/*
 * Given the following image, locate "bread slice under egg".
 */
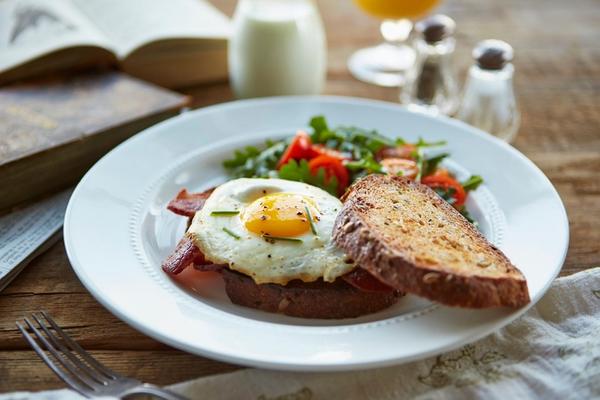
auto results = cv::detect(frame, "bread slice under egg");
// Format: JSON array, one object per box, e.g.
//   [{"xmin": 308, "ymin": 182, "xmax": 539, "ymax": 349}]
[
  {"xmin": 221, "ymin": 268, "xmax": 400, "ymax": 319},
  {"xmin": 333, "ymin": 174, "xmax": 530, "ymax": 308}
]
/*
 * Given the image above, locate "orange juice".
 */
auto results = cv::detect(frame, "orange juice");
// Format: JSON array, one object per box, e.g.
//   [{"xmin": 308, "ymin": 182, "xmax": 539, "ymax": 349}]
[{"xmin": 354, "ymin": 0, "xmax": 440, "ymax": 19}]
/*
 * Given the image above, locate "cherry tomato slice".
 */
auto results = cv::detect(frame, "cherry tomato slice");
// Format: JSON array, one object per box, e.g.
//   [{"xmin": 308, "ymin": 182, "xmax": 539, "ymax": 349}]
[
  {"xmin": 430, "ymin": 168, "xmax": 450, "ymax": 178},
  {"xmin": 342, "ymin": 268, "xmax": 395, "ymax": 292},
  {"xmin": 277, "ymin": 130, "xmax": 313, "ymax": 169},
  {"xmin": 376, "ymin": 143, "xmax": 417, "ymax": 161},
  {"xmin": 421, "ymin": 174, "xmax": 467, "ymax": 208},
  {"xmin": 380, "ymin": 158, "xmax": 419, "ymax": 180},
  {"xmin": 308, "ymin": 155, "xmax": 350, "ymax": 195}
]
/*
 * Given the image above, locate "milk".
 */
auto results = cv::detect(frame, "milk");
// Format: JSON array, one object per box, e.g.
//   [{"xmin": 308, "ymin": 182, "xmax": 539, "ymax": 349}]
[{"xmin": 229, "ymin": 0, "xmax": 327, "ymax": 98}]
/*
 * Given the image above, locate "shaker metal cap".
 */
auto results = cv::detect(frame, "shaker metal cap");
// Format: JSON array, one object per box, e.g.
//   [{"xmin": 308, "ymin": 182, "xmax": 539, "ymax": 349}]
[
  {"xmin": 473, "ymin": 39, "xmax": 514, "ymax": 70},
  {"xmin": 414, "ymin": 14, "xmax": 456, "ymax": 43}
]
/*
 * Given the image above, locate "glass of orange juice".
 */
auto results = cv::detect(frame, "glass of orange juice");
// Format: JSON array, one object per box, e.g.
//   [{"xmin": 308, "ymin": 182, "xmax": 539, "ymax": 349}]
[{"xmin": 349, "ymin": 0, "xmax": 440, "ymax": 87}]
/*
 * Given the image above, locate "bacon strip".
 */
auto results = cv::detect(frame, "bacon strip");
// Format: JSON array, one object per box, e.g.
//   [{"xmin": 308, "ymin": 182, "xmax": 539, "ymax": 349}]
[
  {"xmin": 162, "ymin": 234, "xmax": 227, "ymax": 275},
  {"xmin": 163, "ymin": 188, "xmax": 224, "ymax": 275},
  {"xmin": 342, "ymin": 268, "xmax": 395, "ymax": 292},
  {"xmin": 167, "ymin": 188, "xmax": 214, "ymax": 217},
  {"xmin": 162, "ymin": 235, "xmax": 201, "ymax": 275}
]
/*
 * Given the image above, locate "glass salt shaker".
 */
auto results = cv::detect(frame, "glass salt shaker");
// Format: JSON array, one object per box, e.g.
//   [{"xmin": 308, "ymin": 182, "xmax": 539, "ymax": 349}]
[
  {"xmin": 456, "ymin": 40, "xmax": 520, "ymax": 142},
  {"xmin": 400, "ymin": 14, "xmax": 459, "ymax": 116}
]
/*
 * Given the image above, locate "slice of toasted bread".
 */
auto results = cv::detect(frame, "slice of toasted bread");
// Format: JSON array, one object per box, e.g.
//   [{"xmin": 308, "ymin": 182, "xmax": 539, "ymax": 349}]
[
  {"xmin": 333, "ymin": 174, "xmax": 530, "ymax": 308},
  {"xmin": 221, "ymin": 268, "xmax": 401, "ymax": 319}
]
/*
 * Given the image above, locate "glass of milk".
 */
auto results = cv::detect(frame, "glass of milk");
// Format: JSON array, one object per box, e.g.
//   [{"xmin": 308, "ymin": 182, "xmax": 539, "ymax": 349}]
[{"xmin": 228, "ymin": 0, "xmax": 327, "ymax": 98}]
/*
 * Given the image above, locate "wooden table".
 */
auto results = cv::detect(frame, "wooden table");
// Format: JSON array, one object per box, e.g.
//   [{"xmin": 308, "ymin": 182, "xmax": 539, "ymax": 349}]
[{"xmin": 1, "ymin": 0, "xmax": 599, "ymax": 391}]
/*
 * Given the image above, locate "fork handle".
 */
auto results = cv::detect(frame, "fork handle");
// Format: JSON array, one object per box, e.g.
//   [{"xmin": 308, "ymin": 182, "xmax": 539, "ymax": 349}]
[{"xmin": 123, "ymin": 383, "xmax": 189, "ymax": 400}]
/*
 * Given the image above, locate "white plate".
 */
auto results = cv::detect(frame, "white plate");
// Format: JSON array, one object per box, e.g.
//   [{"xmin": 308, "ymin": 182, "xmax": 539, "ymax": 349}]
[{"xmin": 64, "ymin": 96, "xmax": 568, "ymax": 371}]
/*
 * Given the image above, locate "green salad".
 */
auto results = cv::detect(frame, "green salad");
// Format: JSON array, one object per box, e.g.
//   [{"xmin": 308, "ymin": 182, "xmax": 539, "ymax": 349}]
[{"xmin": 224, "ymin": 116, "xmax": 483, "ymax": 222}]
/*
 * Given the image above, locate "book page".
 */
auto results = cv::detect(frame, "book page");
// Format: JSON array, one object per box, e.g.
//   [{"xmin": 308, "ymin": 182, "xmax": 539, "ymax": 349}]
[
  {"xmin": 71, "ymin": 0, "xmax": 231, "ymax": 59},
  {"xmin": 0, "ymin": 0, "xmax": 113, "ymax": 73}
]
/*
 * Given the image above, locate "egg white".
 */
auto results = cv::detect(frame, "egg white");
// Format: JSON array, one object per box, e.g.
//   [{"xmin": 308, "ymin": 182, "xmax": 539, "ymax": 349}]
[{"xmin": 188, "ymin": 178, "xmax": 355, "ymax": 285}]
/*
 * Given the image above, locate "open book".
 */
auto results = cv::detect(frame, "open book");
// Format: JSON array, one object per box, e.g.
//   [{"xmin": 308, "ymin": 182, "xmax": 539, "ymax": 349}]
[{"xmin": 0, "ymin": 0, "xmax": 230, "ymax": 88}]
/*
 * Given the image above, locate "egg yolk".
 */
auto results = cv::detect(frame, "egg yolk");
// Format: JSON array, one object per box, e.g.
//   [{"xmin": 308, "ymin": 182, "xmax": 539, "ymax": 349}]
[{"xmin": 243, "ymin": 192, "xmax": 318, "ymax": 237}]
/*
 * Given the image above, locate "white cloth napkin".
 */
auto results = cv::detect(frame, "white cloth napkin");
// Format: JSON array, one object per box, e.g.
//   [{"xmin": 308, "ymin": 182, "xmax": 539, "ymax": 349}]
[{"xmin": 3, "ymin": 268, "xmax": 600, "ymax": 399}]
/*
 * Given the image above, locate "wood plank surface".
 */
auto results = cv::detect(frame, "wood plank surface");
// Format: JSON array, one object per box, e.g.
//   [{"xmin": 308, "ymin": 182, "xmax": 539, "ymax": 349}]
[{"xmin": 1, "ymin": 0, "xmax": 599, "ymax": 392}]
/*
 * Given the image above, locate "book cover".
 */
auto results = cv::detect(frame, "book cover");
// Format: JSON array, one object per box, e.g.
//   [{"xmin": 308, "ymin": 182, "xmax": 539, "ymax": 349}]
[{"xmin": 0, "ymin": 70, "xmax": 189, "ymax": 210}]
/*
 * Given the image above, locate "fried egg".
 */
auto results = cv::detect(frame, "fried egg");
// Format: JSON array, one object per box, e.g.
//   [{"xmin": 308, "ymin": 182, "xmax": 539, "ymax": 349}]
[{"xmin": 188, "ymin": 178, "xmax": 355, "ymax": 285}]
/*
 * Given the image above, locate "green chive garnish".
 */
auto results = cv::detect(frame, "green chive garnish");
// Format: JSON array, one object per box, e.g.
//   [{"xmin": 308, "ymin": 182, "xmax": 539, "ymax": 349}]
[
  {"xmin": 304, "ymin": 206, "xmax": 318, "ymax": 236},
  {"xmin": 262, "ymin": 235, "xmax": 303, "ymax": 243},
  {"xmin": 211, "ymin": 210, "xmax": 240, "ymax": 216},
  {"xmin": 222, "ymin": 227, "xmax": 241, "ymax": 240}
]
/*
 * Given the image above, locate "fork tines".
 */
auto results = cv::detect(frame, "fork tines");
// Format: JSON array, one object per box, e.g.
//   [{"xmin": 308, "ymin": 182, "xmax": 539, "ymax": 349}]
[{"xmin": 16, "ymin": 311, "xmax": 123, "ymax": 394}]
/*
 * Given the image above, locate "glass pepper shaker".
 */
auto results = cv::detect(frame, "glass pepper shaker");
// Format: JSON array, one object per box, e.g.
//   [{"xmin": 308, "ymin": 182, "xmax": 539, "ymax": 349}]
[
  {"xmin": 400, "ymin": 14, "xmax": 459, "ymax": 116},
  {"xmin": 456, "ymin": 40, "xmax": 520, "ymax": 142}
]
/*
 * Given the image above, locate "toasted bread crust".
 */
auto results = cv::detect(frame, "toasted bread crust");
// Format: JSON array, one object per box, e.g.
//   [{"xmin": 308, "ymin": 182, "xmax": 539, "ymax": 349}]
[
  {"xmin": 222, "ymin": 268, "xmax": 401, "ymax": 319},
  {"xmin": 333, "ymin": 174, "xmax": 530, "ymax": 308}
]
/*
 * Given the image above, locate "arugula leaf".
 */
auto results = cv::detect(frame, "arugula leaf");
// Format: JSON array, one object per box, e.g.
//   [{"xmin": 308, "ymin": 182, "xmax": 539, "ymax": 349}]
[
  {"xmin": 345, "ymin": 155, "xmax": 384, "ymax": 174},
  {"xmin": 458, "ymin": 206, "xmax": 478, "ymax": 227},
  {"xmin": 344, "ymin": 126, "xmax": 395, "ymax": 152},
  {"xmin": 310, "ymin": 117, "xmax": 396, "ymax": 151},
  {"xmin": 462, "ymin": 175, "xmax": 484, "ymax": 192},
  {"xmin": 414, "ymin": 137, "xmax": 447, "ymax": 148},
  {"xmin": 278, "ymin": 159, "xmax": 339, "ymax": 196},
  {"xmin": 412, "ymin": 138, "xmax": 447, "ymax": 181},
  {"xmin": 223, "ymin": 141, "xmax": 286, "ymax": 178},
  {"xmin": 309, "ymin": 115, "xmax": 329, "ymax": 142},
  {"xmin": 432, "ymin": 186, "xmax": 480, "ymax": 228},
  {"xmin": 223, "ymin": 146, "xmax": 261, "ymax": 168},
  {"xmin": 421, "ymin": 153, "xmax": 449, "ymax": 177},
  {"xmin": 433, "ymin": 186, "xmax": 457, "ymax": 205}
]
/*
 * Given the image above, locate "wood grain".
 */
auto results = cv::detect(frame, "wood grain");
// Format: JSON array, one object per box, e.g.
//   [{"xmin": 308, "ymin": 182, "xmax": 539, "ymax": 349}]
[
  {"xmin": 1, "ymin": 0, "xmax": 599, "ymax": 392},
  {"xmin": 0, "ymin": 351, "xmax": 239, "ymax": 390}
]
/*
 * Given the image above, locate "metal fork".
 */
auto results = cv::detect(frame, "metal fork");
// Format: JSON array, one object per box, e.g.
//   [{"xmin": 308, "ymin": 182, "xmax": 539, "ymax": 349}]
[{"xmin": 17, "ymin": 311, "xmax": 188, "ymax": 399}]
